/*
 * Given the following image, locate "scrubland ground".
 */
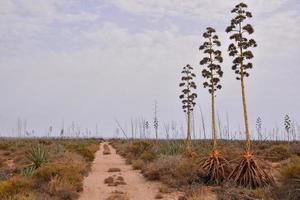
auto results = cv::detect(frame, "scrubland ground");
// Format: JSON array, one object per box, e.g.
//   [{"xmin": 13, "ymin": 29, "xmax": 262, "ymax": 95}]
[
  {"xmin": 0, "ymin": 139, "xmax": 101, "ymax": 200},
  {"xmin": 0, "ymin": 138, "xmax": 299, "ymax": 200},
  {"xmin": 111, "ymin": 139, "xmax": 300, "ymax": 200}
]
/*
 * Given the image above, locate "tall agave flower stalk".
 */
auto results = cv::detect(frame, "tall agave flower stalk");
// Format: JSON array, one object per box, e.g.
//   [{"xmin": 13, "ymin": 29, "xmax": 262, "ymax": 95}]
[
  {"xmin": 226, "ymin": 2, "xmax": 274, "ymax": 188},
  {"xmin": 179, "ymin": 64, "xmax": 197, "ymax": 149},
  {"xmin": 199, "ymin": 27, "xmax": 231, "ymax": 184}
]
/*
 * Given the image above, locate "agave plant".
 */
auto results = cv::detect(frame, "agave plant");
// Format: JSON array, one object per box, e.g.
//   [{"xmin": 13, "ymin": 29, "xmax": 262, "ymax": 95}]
[
  {"xmin": 199, "ymin": 27, "xmax": 231, "ymax": 184},
  {"xmin": 226, "ymin": 2, "xmax": 274, "ymax": 188},
  {"xmin": 26, "ymin": 143, "xmax": 48, "ymax": 169},
  {"xmin": 22, "ymin": 165, "xmax": 36, "ymax": 176},
  {"xmin": 179, "ymin": 64, "xmax": 197, "ymax": 143}
]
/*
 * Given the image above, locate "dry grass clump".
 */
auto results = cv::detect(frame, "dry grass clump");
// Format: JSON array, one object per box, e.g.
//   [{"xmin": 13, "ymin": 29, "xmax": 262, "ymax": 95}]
[
  {"xmin": 185, "ymin": 186, "xmax": 216, "ymax": 200},
  {"xmin": 143, "ymin": 155, "xmax": 205, "ymax": 187},
  {"xmin": 229, "ymin": 151, "xmax": 275, "ymax": 189},
  {"xmin": 0, "ymin": 175, "xmax": 33, "ymax": 199},
  {"xmin": 65, "ymin": 140, "xmax": 100, "ymax": 161},
  {"xmin": 276, "ymin": 155, "xmax": 300, "ymax": 200},
  {"xmin": 104, "ymin": 176, "xmax": 126, "ymax": 186},
  {"xmin": 106, "ymin": 190, "xmax": 129, "ymax": 200},
  {"xmin": 108, "ymin": 168, "xmax": 121, "ymax": 172},
  {"xmin": 215, "ymin": 186, "xmax": 274, "ymax": 200},
  {"xmin": 113, "ymin": 140, "xmax": 157, "ymax": 164},
  {"xmin": 103, "ymin": 144, "xmax": 111, "ymax": 155},
  {"xmin": 33, "ymin": 161, "xmax": 85, "ymax": 198},
  {"xmin": 200, "ymin": 149, "xmax": 231, "ymax": 185},
  {"xmin": 262, "ymin": 144, "xmax": 292, "ymax": 162},
  {"xmin": 48, "ymin": 174, "xmax": 78, "ymax": 199},
  {"xmin": 127, "ymin": 141, "xmax": 156, "ymax": 162}
]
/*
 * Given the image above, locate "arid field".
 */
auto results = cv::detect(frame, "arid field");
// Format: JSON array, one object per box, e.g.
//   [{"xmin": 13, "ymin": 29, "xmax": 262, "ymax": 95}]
[{"xmin": 0, "ymin": 139, "xmax": 299, "ymax": 200}]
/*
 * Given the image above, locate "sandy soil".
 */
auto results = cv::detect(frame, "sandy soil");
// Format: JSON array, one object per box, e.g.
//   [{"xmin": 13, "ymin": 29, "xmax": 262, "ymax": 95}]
[{"xmin": 79, "ymin": 142, "xmax": 182, "ymax": 200}]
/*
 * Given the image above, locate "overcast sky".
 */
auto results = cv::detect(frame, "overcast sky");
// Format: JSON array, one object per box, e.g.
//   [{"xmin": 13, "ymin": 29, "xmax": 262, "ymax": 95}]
[{"xmin": 0, "ymin": 0, "xmax": 299, "ymax": 138}]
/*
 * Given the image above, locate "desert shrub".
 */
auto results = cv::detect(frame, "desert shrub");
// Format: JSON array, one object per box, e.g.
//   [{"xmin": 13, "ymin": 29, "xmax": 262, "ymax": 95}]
[
  {"xmin": 277, "ymin": 156, "xmax": 300, "ymax": 200},
  {"xmin": 291, "ymin": 143, "xmax": 300, "ymax": 156},
  {"xmin": 0, "ymin": 175, "xmax": 33, "ymax": 199},
  {"xmin": 143, "ymin": 155, "xmax": 205, "ymax": 188},
  {"xmin": 114, "ymin": 140, "xmax": 157, "ymax": 163},
  {"xmin": 66, "ymin": 141, "xmax": 99, "ymax": 162},
  {"xmin": 125, "ymin": 153, "xmax": 134, "ymax": 164},
  {"xmin": 140, "ymin": 150, "xmax": 156, "ymax": 162},
  {"xmin": 263, "ymin": 144, "xmax": 292, "ymax": 162},
  {"xmin": 215, "ymin": 186, "xmax": 274, "ymax": 200},
  {"xmin": 6, "ymin": 192, "xmax": 35, "ymax": 200},
  {"xmin": 0, "ymin": 142, "xmax": 11, "ymax": 150},
  {"xmin": 48, "ymin": 175, "xmax": 78, "ymax": 199},
  {"xmin": 127, "ymin": 140, "xmax": 153, "ymax": 158},
  {"xmin": 132, "ymin": 159, "xmax": 144, "ymax": 170},
  {"xmin": 158, "ymin": 140, "xmax": 184, "ymax": 155},
  {"xmin": 51, "ymin": 144, "xmax": 66, "ymax": 155},
  {"xmin": 184, "ymin": 186, "xmax": 217, "ymax": 200},
  {"xmin": 34, "ymin": 160, "xmax": 86, "ymax": 195}
]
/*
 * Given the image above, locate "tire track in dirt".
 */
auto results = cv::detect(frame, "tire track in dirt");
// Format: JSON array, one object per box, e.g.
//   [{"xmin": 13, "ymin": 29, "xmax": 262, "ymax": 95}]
[{"xmin": 79, "ymin": 142, "xmax": 182, "ymax": 200}]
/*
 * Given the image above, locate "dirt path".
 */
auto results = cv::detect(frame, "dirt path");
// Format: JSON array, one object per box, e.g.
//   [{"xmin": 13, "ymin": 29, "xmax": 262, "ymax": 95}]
[{"xmin": 79, "ymin": 142, "xmax": 182, "ymax": 200}]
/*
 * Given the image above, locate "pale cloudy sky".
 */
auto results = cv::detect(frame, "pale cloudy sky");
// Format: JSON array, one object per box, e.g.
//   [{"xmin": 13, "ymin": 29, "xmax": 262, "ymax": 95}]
[{"xmin": 0, "ymin": 0, "xmax": 299, "ymax": 138}]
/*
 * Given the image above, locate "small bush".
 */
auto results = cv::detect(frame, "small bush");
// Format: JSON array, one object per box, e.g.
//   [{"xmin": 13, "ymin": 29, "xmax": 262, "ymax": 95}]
[
  {"xmin": 277, "ymin": 156, "xmax": 300, "ymax": 200},
  {"xmin": 263, "ymin": 144, "xmax": 292, "ymax": 162},
  {"xmin": 34, "ymin": 161, "xmax": 85, "ymax": 194},
  {"xmin": 132, "ymin": 159, "xmax": 144, "ymax": 170},
  {"xmin": 0, "ymin": 142, "xmax": 11, "ymax": 150},
  {"xmin": 159, "ymin": 140, "xmax": 184, "ymax": 155},
  {"xmin": 66, "ymin": 141, "xmax": 99, "ymax": 162},
  {"xmin": 0, "ymin": 176, "xmax": 33, "ymax": 199},
  {"xmin": 140, "ymin": 150, "xmax": 156, "ymax": 162},
  {"xmin": 48, "ymin": 175, "xmax": 78, "ymax": 199},
  {"xmin": 143, "ymin": 155, "xmax": 205, "ymax": 188},
  {"xmin": 127, "ymin": 141, "xmax": 153, "ymax": 159}
]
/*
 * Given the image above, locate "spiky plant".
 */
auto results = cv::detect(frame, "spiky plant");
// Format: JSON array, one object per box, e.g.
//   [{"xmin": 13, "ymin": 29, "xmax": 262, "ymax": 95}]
[
  {"xmin": 226, "ymin": 2, "xmax": 274, "ymax": 188},
  {"xmin": 199, "ymin": 27, "xmax": 230, "ymax": 184},
  {"xmin": 26, "ymin": 143, "xmax": 47, "ymax": 169},
  {"xmin": 179, "ymin": 64, "xmax": 197, "ymax": 147}
]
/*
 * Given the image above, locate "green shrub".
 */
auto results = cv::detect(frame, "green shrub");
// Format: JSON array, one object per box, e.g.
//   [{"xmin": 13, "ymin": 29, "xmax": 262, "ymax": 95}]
[{"xmin": 159, "ymin": 140, "xmax": 184, "ymax": 155}]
